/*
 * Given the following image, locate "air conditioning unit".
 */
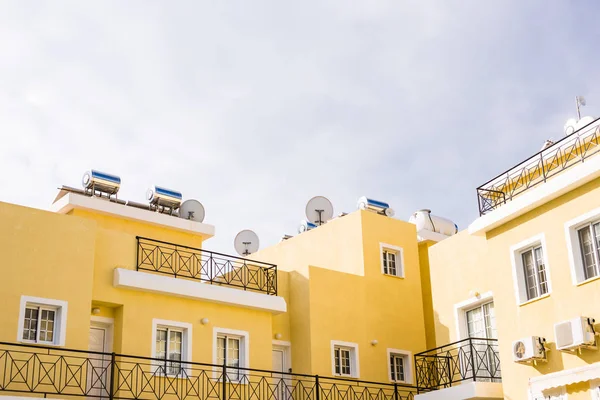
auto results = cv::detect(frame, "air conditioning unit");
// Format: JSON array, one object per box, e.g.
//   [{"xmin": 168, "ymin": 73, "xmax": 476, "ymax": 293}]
[
  {"xmin": 512, "ymin": 336, "xmax": 547, "ymax": 363},
  {"xmin": 554, "ymin": 317, "xmax": 596, "ymax": 352}
]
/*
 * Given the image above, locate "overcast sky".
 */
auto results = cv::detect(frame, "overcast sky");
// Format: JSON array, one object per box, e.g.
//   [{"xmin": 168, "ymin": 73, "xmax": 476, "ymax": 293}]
[{"xmin": 1, "ymin": 1, "xmax": 599, "ymax": 254}]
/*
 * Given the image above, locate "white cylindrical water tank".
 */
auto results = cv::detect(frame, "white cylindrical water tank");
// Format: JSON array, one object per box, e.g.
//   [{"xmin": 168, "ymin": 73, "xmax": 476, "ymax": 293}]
[{"xmin": 408, "ymin": 209, "xmax": 458, "ymax": 236}]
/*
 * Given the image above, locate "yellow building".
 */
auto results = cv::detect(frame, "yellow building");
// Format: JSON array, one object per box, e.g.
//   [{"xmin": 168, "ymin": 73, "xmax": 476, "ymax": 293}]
[
  {"xmin": 0, "ymin": 176, "xmax": 450, "ymax": 400},
  {"xmin": 422, "ymin": 117, "xmax": 600, "ymax": 399}
]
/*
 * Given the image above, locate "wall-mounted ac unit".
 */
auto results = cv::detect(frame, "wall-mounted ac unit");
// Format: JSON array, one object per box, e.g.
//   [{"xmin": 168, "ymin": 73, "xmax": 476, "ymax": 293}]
[
  {"xmin": 554, "ymin": 317, "xmax": 596, "ymax": 352},
  {"xmin": 512, "ymin": 336, "xmax": 547, "ymax": 363}
]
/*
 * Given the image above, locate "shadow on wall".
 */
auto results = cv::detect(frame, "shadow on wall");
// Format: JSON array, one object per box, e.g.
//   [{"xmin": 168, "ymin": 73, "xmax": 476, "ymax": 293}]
[{"xmin": 433, "ymin": 310, "xmax": 450, "ymax": 348}]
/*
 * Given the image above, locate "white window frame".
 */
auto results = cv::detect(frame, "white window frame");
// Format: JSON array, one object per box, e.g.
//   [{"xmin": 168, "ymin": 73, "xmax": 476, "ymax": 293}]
[
  {"xmin": 330, "ymin": 340, "xmax": 359, "ymax": 378},
  {"xmin": 509, "ymin": 234, "xmax": 552, "ymax": 305},
  {"xmin": 212, "ymin": 327, "xmax": 249, "ymax": 381},
  {"xmin": 387, "ymin": 348, "xmax": 412, "ymax": 384},
  {"xmin": 17, "ymin": 296, "xmax": 68, "ymax": 346},
  {"xmin": 454, "ymin": 291, "xmax": 493, "ymax": 340},
  {"xmin": 151, "ymin": 319, "xmax": 192, "ymax": 375},
  {"xmin": 592, "ymin": 379, "xmax": 600, "ymax": 400},
  {"xmin": 565, "ymin": 207, "xmax": 600, "ymax": 285},
  {"xmin": 379, "ymin": 243, "xmax": 404, "ymax": 278}
]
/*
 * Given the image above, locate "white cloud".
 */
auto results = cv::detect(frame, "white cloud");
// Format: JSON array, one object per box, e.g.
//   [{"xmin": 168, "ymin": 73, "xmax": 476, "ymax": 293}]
[{"xmin": 1, "ymin": 0, "xmax": 600, "ymax": 254}]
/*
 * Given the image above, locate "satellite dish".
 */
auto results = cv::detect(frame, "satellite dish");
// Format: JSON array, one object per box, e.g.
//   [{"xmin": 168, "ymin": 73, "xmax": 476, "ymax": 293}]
[
  {"xmin": 234, "ymin": 230, "xmax": 260, "ymax": 256},
  {"xmin": 305, "ymin": 196, "xmax": 334, "ymax": 226},
  {"xmin": 564, "ymin": 118, "xmax": 578, "ymax": 135},
  {"xmin": 179, "ymin": 199, "xmax": 206, "ymax": 222}
]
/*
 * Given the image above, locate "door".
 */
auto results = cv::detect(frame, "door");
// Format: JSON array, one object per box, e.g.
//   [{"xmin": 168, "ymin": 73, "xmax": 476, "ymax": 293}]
[
  {"xmin": 465, "ymin": 301, "xmax": 498, "ymax": 380},
  {"xmin": 88, "ymin": 327, "xmax": 110, "ymax": 399},
  {"xmin": 272, "ymin": 349, "xmax": 287, "ymax": 400}
]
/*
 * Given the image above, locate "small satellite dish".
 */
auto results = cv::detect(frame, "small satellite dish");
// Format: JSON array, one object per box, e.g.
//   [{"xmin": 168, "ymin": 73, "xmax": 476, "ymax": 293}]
[
  {"xmin": 234, "ymin": 230, "xmax": 260, "ymax": 256},
  {"xmin": 305, "ymin": 196, "xmax": 334, "ymax": 225},
  {"xmin": 179, "ymin": 199, "xmax": 206, "ymax": 222},
  {"xmin": 564, "ymin": 118, "xmax": 578, "ymax": 135}
]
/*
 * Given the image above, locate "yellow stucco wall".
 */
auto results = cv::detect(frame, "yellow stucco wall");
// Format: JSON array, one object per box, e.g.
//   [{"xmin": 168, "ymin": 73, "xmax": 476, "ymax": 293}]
[
  {"xmin": 0, "ymin": 201, "xmax": 97, "ymax": 349},
  {"xmin": 429, "ymin": 176, "xmax": 600, "ymax": 399},
  {"xmin": 255, "ymin": 210, "xmax": 427, "ymax": 381},
  {"xmin": 418, "ymin": 242, "xmax": 436, "ymax": 349}
]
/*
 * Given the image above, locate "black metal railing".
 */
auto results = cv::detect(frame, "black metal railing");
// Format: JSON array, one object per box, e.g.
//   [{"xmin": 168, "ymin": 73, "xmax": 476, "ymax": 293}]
[
  {"xmin": 0, "ymin": 342, "xmax": 417, "ymax": 400},
  {"xmin": 414, "ymin": 338, "xmax": 500, "ymax": 392},
  {"xmin": 477, "ymin": 117, "xmax": 600, "ymax": 216},
  {"xmin": 136, "ymin": 237, "xmax": 278, "ymax": 295}
]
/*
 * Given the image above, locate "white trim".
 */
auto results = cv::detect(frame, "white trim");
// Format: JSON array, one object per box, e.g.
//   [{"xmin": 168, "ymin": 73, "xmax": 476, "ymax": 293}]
[
  {"xmin": 379, "ymin": 243, "xmax": 405, "ymax": 278},
  {"xmin": 416, "ymin": 229, "xmax": 451, "ymax": 243},
  {"xmin": 90, "ymin": 316, "xmax": 114, "ymax": 353},
  {"xmin": 565, "ymin": 206, "xmax": 600, "ymax": 285},
  {"xmin": 272, "ymin": 340, "xmax": 291, "ymax": 347},
  {"xmin": 530, "ymin": 361, "xmax": 600, "ymax": 393},
  {"xmin": 469, "ymin": 151, "xmax": 600, "ymax": 235},
  {"xmin": 386, "ymin": 348, "xmax": 413, "ymax": 384},
  {"xmin": 17, "ymin": 296, "xmax": 68, "ymax": 346},
  {"xmin": 330, "ymin": 340, "xmax": 360, "ymax": 378},
  {"xmin": 114, "ymin": 268, "xmax": 286, "ymax": 314},
  {"xmin": 212, "ymin": 327, "xmax": 250, "ymax": 379},
  {"xmin": 453, "ymin": 291, "xmax": 493, "ymax": 339},
  {"xmin": 509, "ymin": 233, "xmax": 552, "ymax": 305},
  {"xmin": 151, "ymin": 319, "xmax": 193, "ymax": 374},
  {"xmin": 51, "ymin": 192, "xmax": 215, "ymax": 238},
  {"xmin": 414, "ymin": 381, "xmax": 503, "ymax": 400}
]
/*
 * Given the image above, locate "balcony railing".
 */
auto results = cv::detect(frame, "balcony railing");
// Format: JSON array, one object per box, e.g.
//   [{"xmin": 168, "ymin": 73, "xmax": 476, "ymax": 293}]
[
  {"xmin": 136, "ymin": 237, "xmax": 278, "ymax": 295},
  {"xmin": 477, "ymin": 117, "xmax": 600, "ymax": 216},
  {"xmin": 0, "ymin": 341, "xmax": 418, "ymax": 400},
  {"xmin": 414, "ymin": 338, "xmax": 501, "ymax": 392}
]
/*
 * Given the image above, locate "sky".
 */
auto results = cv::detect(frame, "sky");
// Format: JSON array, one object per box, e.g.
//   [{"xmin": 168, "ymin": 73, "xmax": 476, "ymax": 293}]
[{"xmin": 1, "ymin": 1, "xmax": 599, "ymax": 254}]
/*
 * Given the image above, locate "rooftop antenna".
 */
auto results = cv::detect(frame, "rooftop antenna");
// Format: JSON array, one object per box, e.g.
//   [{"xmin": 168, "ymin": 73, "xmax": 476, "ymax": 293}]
[
  {"xmin": 576, "ymin": 96, "xmax": 586, "ymax": 120},
  {"xmin": 305, "ymin": 196, "xmax": 334, "ymax": 226},
  {"xmin": 234, "ymin": 230, "xmax": 260, "ymax": 256}
]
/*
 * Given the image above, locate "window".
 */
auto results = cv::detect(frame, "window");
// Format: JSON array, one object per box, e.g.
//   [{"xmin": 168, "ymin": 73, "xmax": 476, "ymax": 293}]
[
  {"xmin": 217, "ymin": 335, "xmax": 241, "ymax": 380},
  {"xmin": 521, "ymin": 246, "xmax": 548, "ymax": 300},
  {"xmin": 334, "ymin": 346, "xmax": 352, "ymax": 376},
  {"xmin": 577, "ymin": 222, "xmax": 600, "ymax": 280},
  {"xmin": 151, "ymin": 319, "xmax": 192, "ymax": 376},
  {"xmin": 18, "ymin": 296, "xmax": 67, "ymax": 346},
  {"xmin": 156, "ymin": 327, "xmax": 183, "ymax": 375},
  {"xmin": 510, "ymin": 234, "xmax": 551, "ymax": 305},
  {"xmin": 387, "ymin": 349, "xmax": 412, "ymax": 383},
  {"xmin": 212, "ymin": 328, "xmax": 249, "ymax": 381},
  {"xmin": 330, "ymin": 341, "xmax": 359, "ymax": 378},
  {"xmin": 380, "ymin": 243, "xmax": 404, "ymax": 277}
]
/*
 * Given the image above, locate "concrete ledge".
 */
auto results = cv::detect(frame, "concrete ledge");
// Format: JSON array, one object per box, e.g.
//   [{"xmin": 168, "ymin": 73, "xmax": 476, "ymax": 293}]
[
  {"xmin": 415, "ymin": 382, "xmax": 503, "ymax": 400},
  {"xmin": 114, "ymin": 268, "xmax": 287, "ymax": 314}
]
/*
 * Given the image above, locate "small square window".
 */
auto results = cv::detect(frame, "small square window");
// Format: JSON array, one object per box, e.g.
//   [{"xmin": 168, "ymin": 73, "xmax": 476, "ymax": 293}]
[
  {"xmin": 331, "ymin": 341, "xmax": 359, "ymax": 378},
  {"xmin": 380, "ymin": 244, "xmax": 404, "ymax": 278},
  {"xmin": 213, "ymin": 328, "xmax": 249, "ymax": 381},
  {"xmin": 387, "ymin": 349, "xmax": 412, "ymax": 384},
  {"xmin": 151, "ymin": 319, "xmax": 192, "ymax": 376},
  {"xmin": 18, "ymin": 296, "xmax": 67, "ymax": 346}
]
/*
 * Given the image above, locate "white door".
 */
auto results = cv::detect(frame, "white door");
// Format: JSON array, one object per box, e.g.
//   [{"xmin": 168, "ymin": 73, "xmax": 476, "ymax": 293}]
[
  {"xmin": 272, "ymin": 349, "xmax": 287, "ymax": 400},
  {"xmin": 88, "ymin": 327, "xmax": 109, "ymax": 399},
  {"xmin": 465, "ymin": 301, "xmax": 498, "ymax": 380}
]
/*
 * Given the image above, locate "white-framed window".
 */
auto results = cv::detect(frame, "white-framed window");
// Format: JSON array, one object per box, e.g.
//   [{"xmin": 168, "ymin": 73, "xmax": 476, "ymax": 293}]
[
  {"xmin": 591, "ymin": 379, "xmax": 600, "ymax": 400},
  {"xmin": 387, "ymin": 349, "xmax": 412, "ymax": 384},
  {"xmin": 565, "ymin": 207, "xmax": 600, "ymax": 285},
  {"xmin": 330, "ymin": 340, "xmax": 359, "ymax": 378},
  {"xmin": 17, "ymin": 296, "xmax": 68, "ymax": 346},
  {"xmin": 380, "ymin": 243, "xmax": 404, "ymax": 278},
  {"xmin": 151, "ymin": 319, "xmax": 192, "ymax": 376},
  {"xmin": 213, "ymin": 328, "xmax": 249, "ymax": 381},
  {"xmin": 510, "ymin": 234, "xmax": 552, "ymax": 305}
]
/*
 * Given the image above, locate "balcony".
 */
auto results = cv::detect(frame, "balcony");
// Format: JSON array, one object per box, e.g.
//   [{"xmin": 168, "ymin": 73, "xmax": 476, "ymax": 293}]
[
  {"xmin": 0, "ymin": 341, "xmax": 418, "ymax": 400},
  {"xmin": 414, "ymin": 338, "xmax": 502, "ymax": 399},
  {"xmin": 477, "ymin": 118, "xmax": 600, "ymax": 216},
  {"xmin": 136, "ymin": 236, "xmax": 277, "ymax": 295}
]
